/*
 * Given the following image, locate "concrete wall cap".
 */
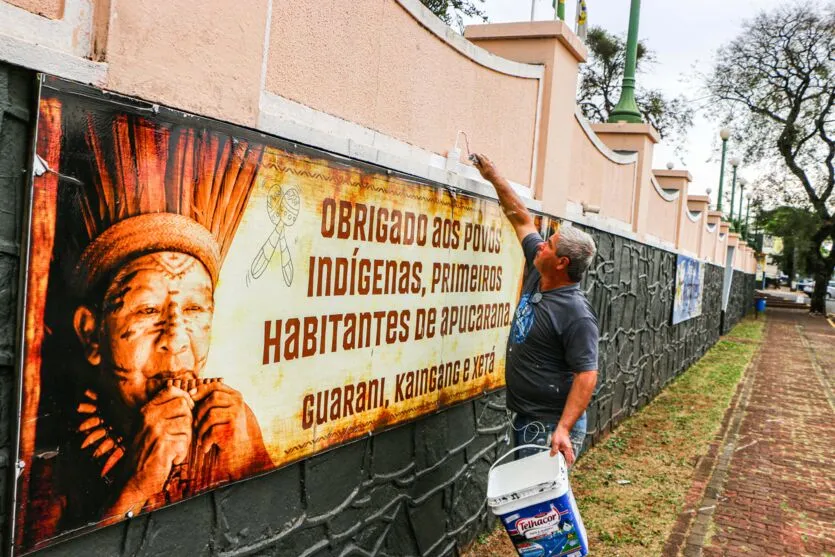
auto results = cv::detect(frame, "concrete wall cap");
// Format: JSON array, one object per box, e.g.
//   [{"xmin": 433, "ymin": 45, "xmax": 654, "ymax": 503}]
[
  {"xmin": 653, "ymin": 169, "xmax": 693, "ymax": 182},
  {"xmin": 398, "ymin": 0, "xmax": 545, "ymax": 78},
  {"xmin": 574, "ymin": 109, "xmax": 638, "ymax": 165},
  {"xmin": 464, "ymin": 20, "xmax": 587, "ymax": 62},
  {"xmin": 590, "ymin": 122, "xmax": 661, "ymax": 144}
]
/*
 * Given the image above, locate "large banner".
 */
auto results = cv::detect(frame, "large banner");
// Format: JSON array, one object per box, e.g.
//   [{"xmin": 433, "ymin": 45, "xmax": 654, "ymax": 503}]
[
  {"xmin": 14, "ymin": 77, "xmax": 525, "ymax": 553},
  {"xmin": 672, "ymin": 254, "xmax": 705, "ymax": 324}
]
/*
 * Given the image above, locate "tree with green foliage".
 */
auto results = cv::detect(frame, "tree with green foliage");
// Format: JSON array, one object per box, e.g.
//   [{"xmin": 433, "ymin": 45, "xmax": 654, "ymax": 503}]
[
  {"xmin": 706, "ymin": 3, "xmax": 834, "ymax": 313},
  {"xmin": 754, "ymin": 206, "xmax": 820, "ymax": 282},
  {"xmin": 577, "ymin": 26, "xmax": 693, "ymax": 144},
  {"xmin": 419, "ymin": 0, "xmax": 487, "ymax": 32}
]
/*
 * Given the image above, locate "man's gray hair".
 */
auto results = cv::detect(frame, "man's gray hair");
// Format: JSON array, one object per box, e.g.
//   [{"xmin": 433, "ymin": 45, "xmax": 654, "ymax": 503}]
[{"xmin": 556, "ymin": 225, "xmax": 597, "ymax": 282}]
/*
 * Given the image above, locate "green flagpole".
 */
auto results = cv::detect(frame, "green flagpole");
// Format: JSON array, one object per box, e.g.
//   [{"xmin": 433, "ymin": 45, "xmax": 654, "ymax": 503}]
[
  {"xmin": 553, "ymin": 0, "xmax": 566, "ymax": 21},
  {"xmin": 609, "ymin": 0, "xmax": 643, "ymax": 123}
]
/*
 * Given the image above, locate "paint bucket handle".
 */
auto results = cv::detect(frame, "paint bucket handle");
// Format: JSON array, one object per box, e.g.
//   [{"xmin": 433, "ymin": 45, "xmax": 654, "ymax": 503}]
[{"xmin": 490, "ymin": 444, "xmax": 567, "ymax": 473}]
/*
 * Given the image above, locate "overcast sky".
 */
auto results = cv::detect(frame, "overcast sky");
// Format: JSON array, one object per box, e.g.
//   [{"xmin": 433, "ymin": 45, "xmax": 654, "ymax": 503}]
[{"xmin": 463, "ymin": 0, "xmax": 785, "ymax": 201}]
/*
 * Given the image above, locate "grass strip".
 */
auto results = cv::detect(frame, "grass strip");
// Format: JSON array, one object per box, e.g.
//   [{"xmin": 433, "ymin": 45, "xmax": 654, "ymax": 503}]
[{"xmin": 464, "ymin": 316, "xmax": 765, "ymax": 557}]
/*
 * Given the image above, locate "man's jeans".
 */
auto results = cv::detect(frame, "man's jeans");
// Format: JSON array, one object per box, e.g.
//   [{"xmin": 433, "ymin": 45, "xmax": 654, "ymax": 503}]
[{"xmin": 512, "ymin": 412, "xmax": 587, "ymax": 464}]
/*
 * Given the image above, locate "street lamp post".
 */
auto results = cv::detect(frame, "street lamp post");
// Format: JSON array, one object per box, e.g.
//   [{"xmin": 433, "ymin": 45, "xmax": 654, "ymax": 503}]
[
  {"xmin": 744, "ymin": 193, "xmax": 751, "ymax": 240},
  {"xmin": 608, "ymin": 0, "xmax": 643, "ymax": 123},
  {"xmin": 728, "ymin": 156, "xmax": 740, "ymax": 221},
  {"xmin": 738, "ymin": 177, "xmax": 747, "ymax": 232},
  {"xmin": 717, "ymin": 128, "xmax": 731, "ymax": 211}
]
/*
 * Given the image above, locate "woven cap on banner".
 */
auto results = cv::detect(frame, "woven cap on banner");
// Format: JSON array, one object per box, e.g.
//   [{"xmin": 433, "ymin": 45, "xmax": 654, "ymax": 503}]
[{"xmin": 71, "ymin": 113, "xmax": 264, "ymax": 296}]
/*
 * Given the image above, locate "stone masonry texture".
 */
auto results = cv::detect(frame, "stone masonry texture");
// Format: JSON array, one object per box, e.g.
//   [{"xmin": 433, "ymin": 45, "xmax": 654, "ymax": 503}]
[
  {"xmin": 0, "ymin": 63, "xmax": 754, "ymax": 557},
  {"xmin": 0, "ymin": 64, "xmax": 34, "ymax": 553},
  {"xmin": 723, "ymin": 271, "xmax": 755, "ymax": 335}
]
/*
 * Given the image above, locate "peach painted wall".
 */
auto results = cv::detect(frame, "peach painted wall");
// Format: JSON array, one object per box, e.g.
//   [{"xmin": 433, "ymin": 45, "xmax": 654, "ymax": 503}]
[
  {"xmin": 700, "ymin": 212, "xmax": 721, "ymax": 263},
  {"xmin": 106, "ymin": 0, "xmax": 268, "ymax": 127},
  {"xmin": 655, "ymin": 170, "xmax": 691, "ymax": 248},
  {"xmin": 686, "ymin": 197, "xmax": 710, "ymax": 257},
  {"xmin": 590, "ymin": 123, "xmax": 658, "ymax": 237},
  {"xmin": 734, "ymin": 240, "xmax": 749, "ymax": 270},
  {"xmin": 678, "ymin": 206, "xmax": 703, "ymax": 257},
  {"xmin": 1, "ymin": 0, "xmax": 750, "ymax": 270},
  {"xmin": 700, "ymin": 225, "xmax": 716, "ymax": 261},
  {"xmin": 5, "ymin": 0, "xmax": 62, "ymax": 19},
  {"xmin": 266, "ymin": 0, "xmax": 539, "ymax": 185},
  {"xmin": 568, "ymin": 117, "xmax": 636, "ymax": 224},
  {"xmin": 714, "ymin": 221, "xmax": 728, "ymax": 265},
  {"xmin": 2, "ymin": 0, "xmax": 541, "ymax": 186},
  {"xmin": 643, "ymin": 176, "xmax": 680, "ymax": 245},
  {"xmin": 466, "ymin": 21, "xmax": 585, "ymax": 214},
  {"xmin": 727, "ymin": 234, "xmax": 740, "ymax": 268},
  {"xmin": 740, "ymin": 246, "xmax": 749, "ymax": 271}
]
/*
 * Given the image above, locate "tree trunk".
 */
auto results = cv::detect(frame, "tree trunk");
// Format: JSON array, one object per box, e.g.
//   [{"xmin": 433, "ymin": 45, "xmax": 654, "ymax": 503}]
[{"xmin": 808, "ymin": 224, "xmax": 835, "ymax": 314}]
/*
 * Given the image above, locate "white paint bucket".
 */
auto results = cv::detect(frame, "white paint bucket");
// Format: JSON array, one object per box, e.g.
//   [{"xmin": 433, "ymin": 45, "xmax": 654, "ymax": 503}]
[{"xmin": 487, "ymin": 445, "xmax": 589, "ymax": 557}]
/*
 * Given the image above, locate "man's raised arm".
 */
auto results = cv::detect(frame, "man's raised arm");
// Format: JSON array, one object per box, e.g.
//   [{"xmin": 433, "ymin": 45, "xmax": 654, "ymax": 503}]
[{"xmin": 472, "ymin": 154, "xmax": 538, "ymax": 242}]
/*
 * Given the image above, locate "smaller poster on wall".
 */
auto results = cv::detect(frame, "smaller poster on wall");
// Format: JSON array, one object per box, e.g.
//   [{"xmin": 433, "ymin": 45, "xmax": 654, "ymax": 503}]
[{"xmin": 672, "ymin": 254, "xmax": 705, "ymax": 324}]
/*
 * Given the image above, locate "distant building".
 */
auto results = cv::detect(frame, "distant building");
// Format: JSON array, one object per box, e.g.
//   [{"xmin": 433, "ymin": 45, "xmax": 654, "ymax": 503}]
[{"xmin": 760, "ymin": 235, "xmax": 782, "ymax": 280}]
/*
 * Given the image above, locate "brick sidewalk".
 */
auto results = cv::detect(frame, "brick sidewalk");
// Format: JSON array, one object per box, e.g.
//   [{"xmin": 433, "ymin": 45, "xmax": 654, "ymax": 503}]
[{"xmin": 683, "ymin": 309, "xmax": 835, "ymax": 556}]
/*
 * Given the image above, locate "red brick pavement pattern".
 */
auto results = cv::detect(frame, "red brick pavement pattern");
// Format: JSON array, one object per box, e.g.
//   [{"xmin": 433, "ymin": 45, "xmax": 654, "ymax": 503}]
[{"xmin": 702, "ymin": 310, "xmax": 835, "ymax": 556}]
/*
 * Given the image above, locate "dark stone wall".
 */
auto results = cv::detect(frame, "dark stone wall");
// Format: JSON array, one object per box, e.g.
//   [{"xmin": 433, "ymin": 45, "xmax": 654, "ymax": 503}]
[
  {"xmin": 722, "ymin": 270, "xmax": 755, "ymax": 334},
  {"xmin": 0, "ymin": 64, "xmax": 34, "ymax": 553},
  {"xmin": 574, "ymin": 225, "xmax": 724, "ymax": 443},
  {"xmin": 0, "ymin": 64, "xmax": 756, "ymax": 557},
  {"xmin": 33, "ymin": 398, "xmax": 509, "ymax": 557}
]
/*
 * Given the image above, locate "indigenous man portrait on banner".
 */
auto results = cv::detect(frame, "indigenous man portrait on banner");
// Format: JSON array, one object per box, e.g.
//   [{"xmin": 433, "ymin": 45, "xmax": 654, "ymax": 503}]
[
  {"xmin": 18, "ymin": 79, "xmax": 528, "ymax": 555},
  {"xmin": 22, "ymin": 91, "xmax": 272, "ymax": 548}
]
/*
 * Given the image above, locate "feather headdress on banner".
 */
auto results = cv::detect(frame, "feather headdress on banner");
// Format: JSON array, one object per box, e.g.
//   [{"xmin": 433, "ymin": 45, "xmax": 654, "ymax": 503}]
[{"xmin": 71, "ymin": 114, "xmax": 264, "ymax": 297}]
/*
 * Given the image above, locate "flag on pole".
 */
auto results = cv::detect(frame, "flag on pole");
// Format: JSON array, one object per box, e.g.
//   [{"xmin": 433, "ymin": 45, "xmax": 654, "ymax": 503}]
[
  {"xmin": 576, "ymin": 0, "xmax": 588, "ymax": 40},
  {"xmin": 552, "ymin": 0, "xmax": 566, "ymax": 21}
]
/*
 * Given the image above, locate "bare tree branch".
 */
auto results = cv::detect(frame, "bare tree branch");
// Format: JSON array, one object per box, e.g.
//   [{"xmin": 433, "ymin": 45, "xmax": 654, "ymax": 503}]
[{"xmin": 705, "ymin": 2, "xmax": 835, "ymax": 312}]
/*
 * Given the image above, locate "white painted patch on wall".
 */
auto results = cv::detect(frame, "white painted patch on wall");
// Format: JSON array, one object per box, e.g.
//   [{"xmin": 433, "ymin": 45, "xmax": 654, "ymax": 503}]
[
  {"xmin": 0, "ymin": 34, "xmax": 106, "ymax": 85},
  {"xmin": 0, "ymin": 0, "xmax": 106, "ymax": 85},
  {"xmin": 258, "ymin": 91, "xmax": 540, "ymax": 209},
  {"xmin": 0, "ymin": 0, "xmax": 94, "ymax": 58}
]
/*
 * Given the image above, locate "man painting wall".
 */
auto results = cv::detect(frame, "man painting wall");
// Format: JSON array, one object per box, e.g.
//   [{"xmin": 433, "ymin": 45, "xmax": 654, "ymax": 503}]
[{"xmin": 472, "ymin": 154, "xmax": 599, "ymax": 466}]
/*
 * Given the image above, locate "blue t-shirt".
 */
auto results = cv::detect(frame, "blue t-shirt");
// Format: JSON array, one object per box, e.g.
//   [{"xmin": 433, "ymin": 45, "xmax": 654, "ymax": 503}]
[{"xmin": 505, "ymin": 233, "xmax": 599, "ymax": 421}]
